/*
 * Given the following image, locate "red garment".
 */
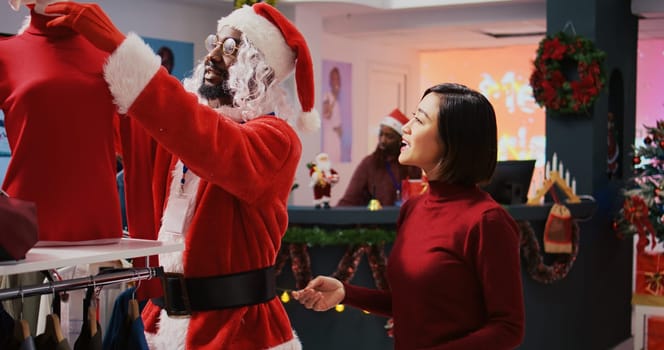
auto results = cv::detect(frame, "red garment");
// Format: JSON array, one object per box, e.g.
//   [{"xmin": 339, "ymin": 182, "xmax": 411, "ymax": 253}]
[
  {"xmin": 106, "ymin": 36, "xmax": 301, "ymax": 349},
  {"xmin": 0, "ymin": 10, "xmax": 122, "ymax": 243},
  {"xmin": 337, "ymin": 152, "xmax": 420, "ymax": 206},
  {"xmin": 343, "ymin": 180, "xmax": 524, "ymax": 349}
]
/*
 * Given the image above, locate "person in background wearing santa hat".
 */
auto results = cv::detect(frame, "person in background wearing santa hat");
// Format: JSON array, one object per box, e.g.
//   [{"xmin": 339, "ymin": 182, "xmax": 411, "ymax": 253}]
[
  {"xmin": 294, "ymin": 83, "xmax": 524, "ymax": 349},
  {"xmin": 45, "ymin": 2, "xmax": 319, "ymax": 349},
  {"xmin": 308, "ymin": 152, "xmax": 340, "ymax": 209},
  {"xmin": 337, "ymin": 108, "xmax": 421, "ymax": 207}
]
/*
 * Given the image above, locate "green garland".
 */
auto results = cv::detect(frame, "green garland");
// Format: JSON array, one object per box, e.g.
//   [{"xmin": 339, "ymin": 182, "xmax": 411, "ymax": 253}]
[
  {"xmin": 284, "ymin": 226, "xmax": 396, "ymax": 246},
  {"xmin": 234, "ymin": 0, "xmax": 277, "ymax": 8}
]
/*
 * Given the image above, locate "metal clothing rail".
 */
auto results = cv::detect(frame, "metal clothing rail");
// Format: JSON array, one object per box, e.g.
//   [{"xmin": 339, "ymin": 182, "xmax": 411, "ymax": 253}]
[{"xmin": 0, "ymin": 266, "xmax": 164, "ymax": 301}]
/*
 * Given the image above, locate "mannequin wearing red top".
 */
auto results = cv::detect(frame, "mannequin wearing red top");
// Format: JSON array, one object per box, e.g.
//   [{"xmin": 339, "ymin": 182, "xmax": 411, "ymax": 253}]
[{"xmin": 0, "ymin": 3, "xmax": 123, "ymax": 244}]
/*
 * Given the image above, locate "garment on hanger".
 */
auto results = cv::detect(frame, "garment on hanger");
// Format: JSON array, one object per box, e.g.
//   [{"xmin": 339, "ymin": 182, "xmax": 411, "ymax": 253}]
[
  {"xmin": 0, "ymin": 302, "xmax": 15, "ymax": 347},
  {"xmin": 1, "ymin": 272, "xmax": 44, "ymax": 335},
  {"xmin": 34, "ymin": 314, "xmax": 70, "ymax": 350},
  {"xmin": 73, "ymin": 288, "xmax": 101, "ymax": 350},
  {"xmin": 1, "ymin": 295, "xmax": 37, "ymax": 350},
  {"xmin": 14, "ymin": 319, "xmax": 36, "ymax": 350},
  {"xmin": 18, "ymin": 336, "xmax": 37, "ymax": 350},
  {"xmin": 38, "ymin": 264, "xmax": 129, "ymax": 342},
  {"xmin": 102, "ymin": 287, "xmax": 148, "ymax": 350},
  {"xmin": 73, "ymin": 305, "xmax": 101, "ymax": 350}
]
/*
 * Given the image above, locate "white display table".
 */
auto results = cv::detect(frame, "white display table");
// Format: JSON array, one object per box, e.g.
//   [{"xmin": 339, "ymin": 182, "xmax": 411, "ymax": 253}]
[{"xmin": 0, "ymin": 238, "xmax": 183, "ymax": 276}]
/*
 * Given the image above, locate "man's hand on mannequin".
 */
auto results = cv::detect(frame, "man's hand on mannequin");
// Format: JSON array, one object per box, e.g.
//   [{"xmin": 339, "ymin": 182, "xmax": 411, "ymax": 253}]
[{"xmin": 45, "ymin": 2, "xmax": 125, "ymax": 53}]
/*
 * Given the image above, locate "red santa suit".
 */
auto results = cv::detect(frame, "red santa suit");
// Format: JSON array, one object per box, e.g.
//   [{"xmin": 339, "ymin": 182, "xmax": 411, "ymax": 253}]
[
  {"xmin": 93, "ymin": 4, "xmax": 319, "ymax": 349},
  {"xmin": 0, "ymin": 8, "xmax": 123, "ymax": 244}
]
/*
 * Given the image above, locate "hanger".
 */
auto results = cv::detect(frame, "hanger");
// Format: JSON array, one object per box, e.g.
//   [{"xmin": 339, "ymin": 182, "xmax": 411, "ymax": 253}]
[
  {"xmin": 45, "ymin": 314, "xmax": 64, "ymax": 343},
  {"xmin": 44, "ymin": 282, "xmax": 65, "ymax": 343},
  {"xmin": 87, "ymin": 302, "xmax": 98, "ymax": 337},
  {"xmin": 13, "ymin": 286, "xmax": 30, "ymax": 342},
  {"xmin": 128, "ymin": 271, "xmax": 140, "ymax": 321},
  {"xmin": 88, "ymin": 275, "xmax": 101, "ymax": 336}
]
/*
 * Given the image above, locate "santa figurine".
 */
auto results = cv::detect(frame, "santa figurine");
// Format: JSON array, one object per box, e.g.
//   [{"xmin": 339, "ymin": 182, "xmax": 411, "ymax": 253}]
[{"xmin": 308, "ymin": 153, "xmax": 339, "ymax": 209}]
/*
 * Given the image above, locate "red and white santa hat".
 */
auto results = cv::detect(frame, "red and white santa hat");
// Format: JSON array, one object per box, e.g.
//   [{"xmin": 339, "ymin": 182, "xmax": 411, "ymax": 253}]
[
  {"xmin": 380, "ymin": 108, "xmax": 409, "ymax": 135},
  {"xmin": 218, "ymin": 3, "xmax": 320, "ymax": 132}
]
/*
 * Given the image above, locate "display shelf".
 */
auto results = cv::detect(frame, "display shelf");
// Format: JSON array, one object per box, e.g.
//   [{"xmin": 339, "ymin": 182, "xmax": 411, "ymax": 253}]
[
  {"xmin": 0, "ymin": 238, "xmax": 183, "ymax": 276},
  {"xmin": 288, "ymin": 205, "xmax": 400, "ymax": 226},
  {"xmin": 288, "ymin": 198, "xmax": 597, "ymax": 226}
]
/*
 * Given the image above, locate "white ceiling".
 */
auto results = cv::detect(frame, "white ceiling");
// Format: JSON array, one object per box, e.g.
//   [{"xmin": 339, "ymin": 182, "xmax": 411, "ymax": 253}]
[
  {"xmin": 188, "ymin": 0, "xmax": 664, "ymax": 51},
  {"xmin": 268, "ymin": 0, "xmax": 664, "ymax": 51}
]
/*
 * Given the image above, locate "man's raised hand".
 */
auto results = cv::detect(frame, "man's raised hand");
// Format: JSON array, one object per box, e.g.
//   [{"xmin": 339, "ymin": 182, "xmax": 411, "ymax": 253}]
[{"xmin": 45, "ymin": 2, "xmax": 125, "ymax": 53}]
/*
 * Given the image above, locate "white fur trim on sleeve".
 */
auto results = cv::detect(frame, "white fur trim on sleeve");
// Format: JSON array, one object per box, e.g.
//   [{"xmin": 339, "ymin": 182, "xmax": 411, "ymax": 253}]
[{"xmin": 104, "ymin": 32, "xmax": 161, "ymax": 114}]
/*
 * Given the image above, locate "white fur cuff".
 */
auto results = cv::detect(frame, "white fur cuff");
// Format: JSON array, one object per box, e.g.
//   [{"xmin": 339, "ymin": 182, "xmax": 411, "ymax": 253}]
[{"xmin": 104, "ymin": 32, "xmax": 161, "ymax": 114}]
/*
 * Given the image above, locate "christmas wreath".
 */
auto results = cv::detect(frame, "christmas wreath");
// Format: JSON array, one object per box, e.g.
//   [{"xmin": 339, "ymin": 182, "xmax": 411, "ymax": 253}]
[{"xmin": 529, "ymin": 32, "xmax": 607, "ymax": 114}]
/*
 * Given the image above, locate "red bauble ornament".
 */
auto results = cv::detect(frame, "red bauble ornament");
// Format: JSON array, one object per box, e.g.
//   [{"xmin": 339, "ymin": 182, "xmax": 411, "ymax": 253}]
[
  {"xmin": 659, "ymin": 140, "xmax": 664, "ymax": 148},
  {"xmin": 633, "ymin": 156, "xmax": 642, "ymax": 165}
]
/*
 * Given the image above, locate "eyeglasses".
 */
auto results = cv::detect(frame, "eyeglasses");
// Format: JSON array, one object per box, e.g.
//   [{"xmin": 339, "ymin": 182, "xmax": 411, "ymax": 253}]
[{"xmin": 205, "ymin": 34, "xmax": 241, "ymax": 56}]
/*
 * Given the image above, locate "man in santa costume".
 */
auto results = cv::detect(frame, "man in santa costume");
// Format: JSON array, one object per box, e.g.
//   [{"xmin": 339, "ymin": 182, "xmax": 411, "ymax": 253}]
[
  {"xmin": 46, "ymin": 2, "xmax": 319, "ymax": 349},
  {"xmin": 308, "ymin": 152, "xmax": 339, "ymax": 209}
]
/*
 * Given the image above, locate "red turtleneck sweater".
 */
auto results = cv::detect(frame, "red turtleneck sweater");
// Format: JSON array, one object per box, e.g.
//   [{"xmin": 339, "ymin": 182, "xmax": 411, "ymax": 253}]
[
  {"xmin": 343, "ymin": 180, "xmax": 525, "ymax": 349},
  {"xmin": 0, "ymin": 9, "xmax": 123, "ymax": 243}
]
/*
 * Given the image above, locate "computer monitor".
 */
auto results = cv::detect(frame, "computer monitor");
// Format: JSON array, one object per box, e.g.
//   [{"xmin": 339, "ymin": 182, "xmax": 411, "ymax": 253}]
[{"xmin": 481, "ymin": 160, "xmax": 536, "ymax": 205}]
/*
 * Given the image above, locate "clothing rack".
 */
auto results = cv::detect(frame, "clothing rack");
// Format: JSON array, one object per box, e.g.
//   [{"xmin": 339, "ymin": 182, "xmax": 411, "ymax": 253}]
[{"xmin": 0, "ymin": 266, "xmax": 163, "ymax": 301}]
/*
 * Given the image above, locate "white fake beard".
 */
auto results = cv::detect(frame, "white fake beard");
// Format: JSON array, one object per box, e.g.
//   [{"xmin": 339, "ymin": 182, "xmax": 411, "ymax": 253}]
[
  {"xmin": 214, "ymin": 104, "xmax": 246, "ymax": 123},
  {"xmin": 317, "ymin": 160, "xmax": 332, "ymax": 176}
]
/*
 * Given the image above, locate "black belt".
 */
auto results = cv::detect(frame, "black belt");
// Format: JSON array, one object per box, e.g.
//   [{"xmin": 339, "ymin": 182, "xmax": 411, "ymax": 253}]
[{"xmin": 153, "ymin": 265, "xmax": 276, "ymax": 316}]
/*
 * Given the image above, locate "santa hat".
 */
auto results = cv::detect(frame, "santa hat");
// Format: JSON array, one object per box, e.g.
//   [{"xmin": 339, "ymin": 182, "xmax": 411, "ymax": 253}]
[
  {"xmin": 218, "ymin": 3, "xmax": 320, "ymax": 132},
  {"xmin": 380, "ymin": 108, "xmax": 409, "ymax": 135}
]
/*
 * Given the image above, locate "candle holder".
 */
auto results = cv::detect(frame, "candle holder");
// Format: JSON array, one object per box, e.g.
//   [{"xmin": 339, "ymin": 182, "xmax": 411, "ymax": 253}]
[{"xmin": 528, "ymin": 153, "xmax": 580, "ymax": 205}]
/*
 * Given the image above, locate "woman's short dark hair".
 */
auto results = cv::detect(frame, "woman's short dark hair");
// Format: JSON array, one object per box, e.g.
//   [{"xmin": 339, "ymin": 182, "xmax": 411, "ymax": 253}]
[{"xmin": 422, "ymin": 83, "xmax": 497, "ymax": 186}]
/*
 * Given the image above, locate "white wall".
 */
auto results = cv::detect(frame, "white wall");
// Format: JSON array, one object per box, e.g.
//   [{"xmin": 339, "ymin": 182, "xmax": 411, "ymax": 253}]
[
  {"xmin": 0, "ymin": 1, "xmax": 420, "ymax": 207},
  {"xmin": 289, "ymin": 7, "xmax": 420, "ymax": 206},
  {"xmin": 0, "ymin": 0, "xmax": 230, "ymax": 59}
]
